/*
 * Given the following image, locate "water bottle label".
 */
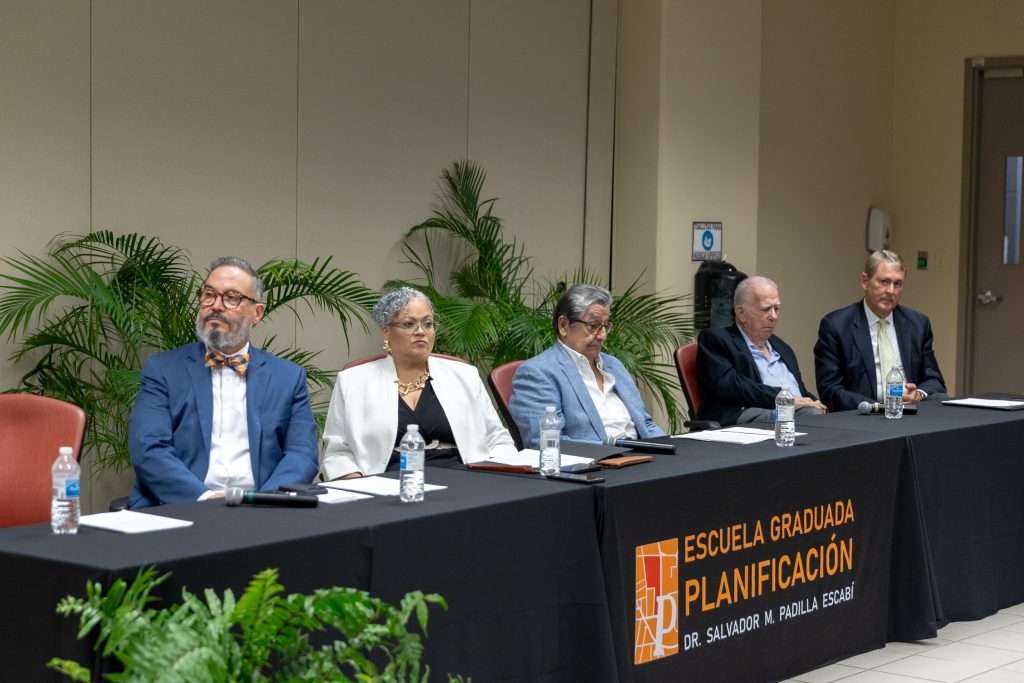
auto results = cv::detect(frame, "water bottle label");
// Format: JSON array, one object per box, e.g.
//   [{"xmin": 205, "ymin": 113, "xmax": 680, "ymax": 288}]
[
  {"xmin": 65, "ymin": 479, "xmax": 80, "ymax": 498},
  {"xmin": 887, "ymin": 383, "xmax": 902, "ymax": 398},
  {"xmin": 400, "ymin": 452, "xmax": 408, "ymax": 470},
  {"xmin": 776, "ymin": 406, "xmax": 794, "ymax": 421}
]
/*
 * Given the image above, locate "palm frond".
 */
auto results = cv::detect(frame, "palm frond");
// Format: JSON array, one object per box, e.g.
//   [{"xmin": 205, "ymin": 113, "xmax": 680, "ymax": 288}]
[{"xmin": 0, "ymin": 232, "xmax": 373, "ymax": 472}]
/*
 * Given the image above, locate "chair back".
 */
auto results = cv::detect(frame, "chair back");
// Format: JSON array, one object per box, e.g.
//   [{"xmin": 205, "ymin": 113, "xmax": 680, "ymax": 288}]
[
  {"xmin": 0, "ymin": 394, "xmax": 86, "ymax": 528},
  {"xmin": 674, "ymin": 342, "xmax": 701, "ymax": 419},
  {"xmin": 342, "ymin": 352, "xmax": 467, "ymax": 372},
  {"xmin": 488, "ymin": 360, "xmax": 525, "ymax": 449}
]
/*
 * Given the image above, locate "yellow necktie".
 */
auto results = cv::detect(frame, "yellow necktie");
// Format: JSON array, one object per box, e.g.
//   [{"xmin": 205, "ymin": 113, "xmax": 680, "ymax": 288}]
[{"xmin": 877, "ymin": 318, "xmax": 896, "ymax": 399}]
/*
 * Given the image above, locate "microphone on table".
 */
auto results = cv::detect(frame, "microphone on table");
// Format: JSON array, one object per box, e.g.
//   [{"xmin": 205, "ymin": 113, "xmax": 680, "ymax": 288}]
[
  {"xmin": 857, "ymin": 401, "xmax": 918, "ymax": 415},
  {"xmin": 602, "ymin": 436, "xmax": 676, "ymax": 453},
  {"xmin": 225, "ymin": 487, "xmax": 319, "ymax": 507}
]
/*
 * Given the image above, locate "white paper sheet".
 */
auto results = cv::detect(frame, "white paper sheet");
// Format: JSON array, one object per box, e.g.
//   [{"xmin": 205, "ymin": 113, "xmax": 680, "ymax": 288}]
[
  {"xmin": 673, "ymin": 426, "xmax": 806, "ymax": 444},
  {"xmin": 322, "ymin": 476, "xmax": 447, "ymax": 496},
  {"xmin": 481, "ymin": 450, "xmax": 594, "ymax": 468},
  {"xmin": 317, "ymin": 488, "xmax": 372, "ymax": 504},
  {"xmin": 79, "ymin": 510, "xmax": 194, "ymax": 534},
  {"xmin": 942, "ymin": 397, "xmax": 1024, "ymax": 410}
]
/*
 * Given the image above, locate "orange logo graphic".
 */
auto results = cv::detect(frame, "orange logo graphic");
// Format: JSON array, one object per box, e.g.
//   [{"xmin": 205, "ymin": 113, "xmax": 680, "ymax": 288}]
[{"xmin": 635, "ymin": 538, "xmax": 679, "ymax": 664}]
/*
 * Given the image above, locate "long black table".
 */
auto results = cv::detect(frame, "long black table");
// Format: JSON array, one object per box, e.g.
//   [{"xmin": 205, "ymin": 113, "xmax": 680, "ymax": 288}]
[
  {"xmin": 1, "ymin": 402, "xmax": 1022, "ymax": 681},
  {"xmin": 804, "ymin": 398, "xmax": 1024, "ymax": 640}
]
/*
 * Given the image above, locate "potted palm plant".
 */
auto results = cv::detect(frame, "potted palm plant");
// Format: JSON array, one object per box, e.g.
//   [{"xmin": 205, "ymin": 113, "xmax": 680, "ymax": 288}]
[
  {"xmin": 392, "ymin": 160, "xmax": 699, "ymax": 432},
  {"xmin": 0, "ymin": 231, "xmax": 378, "ymax": 472}
]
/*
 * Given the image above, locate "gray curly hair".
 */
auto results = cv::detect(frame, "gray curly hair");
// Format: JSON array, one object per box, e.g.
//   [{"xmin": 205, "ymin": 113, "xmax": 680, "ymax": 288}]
[{"xmin": 372, "ymin": 287, "xmax": 435, "ymax": 327}]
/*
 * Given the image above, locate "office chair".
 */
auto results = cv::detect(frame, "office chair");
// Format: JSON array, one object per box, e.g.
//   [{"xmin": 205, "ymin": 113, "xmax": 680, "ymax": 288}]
[
  {"xmin": 673, "ymin": 342, "xmax": 720, "ymax": 431},
  {"xmin": 0, "ymin": 394, "xmax": 86, "ymax": 527},
  {"xmin": 487, "ymin": 360, "xmax": 525, "ymax": 450}
]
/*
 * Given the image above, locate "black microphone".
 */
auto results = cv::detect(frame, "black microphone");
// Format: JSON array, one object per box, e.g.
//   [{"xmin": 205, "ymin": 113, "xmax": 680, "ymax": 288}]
[
  {"xmin": 857, "ymin": 401, "xmax": 917, "ymax": 415},
  {"xmin": 225, "ymin": 487, "xmax": 319, "ymax": 507},
  {"xmin": 602, "ymin": 436, "xmax": 676, "ymax": 453}
]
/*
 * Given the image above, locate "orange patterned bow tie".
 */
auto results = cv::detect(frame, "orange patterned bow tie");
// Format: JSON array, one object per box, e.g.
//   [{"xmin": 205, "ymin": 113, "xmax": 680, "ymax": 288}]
[{"xmin": 205, "ymin": 349, "xmax": 249, "ymax": 377}]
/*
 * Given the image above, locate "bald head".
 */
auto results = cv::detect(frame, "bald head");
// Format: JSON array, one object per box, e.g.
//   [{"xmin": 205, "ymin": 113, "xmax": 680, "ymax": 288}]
[{"xmin": 734, "ymin": 276, "xmax": 780, "ymax": 346}]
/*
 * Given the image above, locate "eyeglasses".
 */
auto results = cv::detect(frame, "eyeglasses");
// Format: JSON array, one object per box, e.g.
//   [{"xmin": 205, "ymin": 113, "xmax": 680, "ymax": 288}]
[
  {"xmin": 197, "ymin": 287, "xmax": 260, "ymax": 309},
  {"xmin": 572, "ymin": 319, "xmax": 613, "ymax": 335},
  {"xmin": 389, "ymin": 319, "xmax": 437, "ymax": 332}
]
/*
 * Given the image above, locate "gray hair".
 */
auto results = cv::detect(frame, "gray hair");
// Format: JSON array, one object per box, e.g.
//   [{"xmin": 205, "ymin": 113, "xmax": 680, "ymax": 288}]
[
  {"xmin": 207, "ymin": 256, "xmax": 264, "ymax": 303},
  {"xmin": 552, "ymin": 284, "xmax": 612, "ymax": 335},
  {"xmin": 372, "ymin": 286, "xmax": 435, "ymax": 326},
  {"xmin": 864, "ymin": 249, "xmax": 906, "ymax": 278},
  {"xmin": 734, "ymin": 276, "xmax": 777, "ymax": 309}
]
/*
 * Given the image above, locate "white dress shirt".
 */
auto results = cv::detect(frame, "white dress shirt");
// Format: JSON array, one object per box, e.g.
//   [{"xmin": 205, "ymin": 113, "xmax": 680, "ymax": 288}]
[
  {"xmin": 558, "ymin": 341, "xmax": 638, "ymax": 440},
  {"xmin": 202, "ymin": 342, "xmax": 255, "ymax": 497}
]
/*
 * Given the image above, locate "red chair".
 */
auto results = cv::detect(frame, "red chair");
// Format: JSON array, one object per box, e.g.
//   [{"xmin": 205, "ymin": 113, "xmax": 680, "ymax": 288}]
[
  {"xmin": 674, "ymin": 342, "xmax": 719, "ymax": 431},
  {"xmin": 674, "ymin": 342, "xmax": 701, "ymax": 419},
  {"xmin": 488, "ymin": 360, "xmax": 525, "ymax": 449},
  {"xmin": 0, "ymin": 394, "xmax": 86, "ymax": 528},
  {"xmin": 342, "ymin": 352, "xmax": 467, "ymax": 371}
]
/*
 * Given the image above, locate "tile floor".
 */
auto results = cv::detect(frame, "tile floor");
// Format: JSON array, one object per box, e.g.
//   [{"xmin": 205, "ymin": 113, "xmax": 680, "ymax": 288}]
[{"xmin": 785, "ymin": 603, "xmax": 1024, "ymax": 683}]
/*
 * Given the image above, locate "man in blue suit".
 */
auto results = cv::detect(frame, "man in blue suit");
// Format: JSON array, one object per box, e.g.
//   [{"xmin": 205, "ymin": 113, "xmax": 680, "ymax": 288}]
[
  {"xmin": 696, "ymin": 276, "xmax": 826, "ymax": 426},
  {"xmin": 510, "ymin": 284, "xmax": 665, "ymax": 448},
  {"xmin": 814, "ymin": 250, "xmax": 946, "ymax": 412},
  {"xmin": 127, "ymin": 257, "xmax": 319, "ymax": 509}
]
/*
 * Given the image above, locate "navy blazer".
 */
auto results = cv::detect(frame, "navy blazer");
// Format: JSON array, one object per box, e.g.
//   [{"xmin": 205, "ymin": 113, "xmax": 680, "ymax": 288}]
[
  {"xmin": 127, "ymin": 342, "xmax": 319, "ymax": 509},
  {"xmin": 696, "ymin": 324, "xmax": 815, "ymax": 427},
  {"xmin": 814, "ymin": 302, "xmax": 946, "ymax": 412},
  {"xmin": 509, "ymin": 344, "xmax": 665, "ymax": 448}
]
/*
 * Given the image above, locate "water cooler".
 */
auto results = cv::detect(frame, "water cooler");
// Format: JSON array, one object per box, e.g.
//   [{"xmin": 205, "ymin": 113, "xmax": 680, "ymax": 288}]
[{"xmin": 694, "ymin": 261, "xmax": 747, "ymax": 329}]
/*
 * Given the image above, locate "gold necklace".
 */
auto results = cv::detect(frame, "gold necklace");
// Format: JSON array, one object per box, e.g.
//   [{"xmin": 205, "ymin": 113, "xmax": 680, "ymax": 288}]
[{"xmin": 396, "ymin": 367, "xmax": 430, "ymax": 395}]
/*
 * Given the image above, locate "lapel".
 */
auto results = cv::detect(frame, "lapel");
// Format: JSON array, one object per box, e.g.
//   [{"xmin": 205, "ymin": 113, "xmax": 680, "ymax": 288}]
[
  {"xmin": 245, "ymin": 346, "xmax": 268, "ymax": 480},
  {"xmin": 376, "ymin": 355, "xmax": 400, "ymax": 447},
  {"xmin": 186, "ymin": 343, "xmax": 214, "ymax": 455},
  {"xmin": 726, "ymin": 325, "xmax": 757, "ymax": 376},
  {"xmin": 892, "ymin": 306, "xmax": 913, "ymax": 370},
  {"xmin": 852, "ymin": 305, "xmax": 876, "ymax": 388},
  {"xmin": 554, "ymin": 345, "xmax": 606, "ymax": 439}
]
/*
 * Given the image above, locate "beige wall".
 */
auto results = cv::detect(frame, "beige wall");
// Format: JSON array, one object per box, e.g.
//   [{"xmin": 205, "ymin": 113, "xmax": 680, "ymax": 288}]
[
  {"xmin": 0, "ymin": 0, "xmax": 608, "ymax": 511},
  {"xmin": 758, "ymin": 0, "xmax": 896, "ymax": 392},
  {"xmin": 5, "ymin": 0, "xmax": 1024, "ymax": 508},
  {"xmin": 890, "ymin": 0, "xmax": 1024, "ymax": 392}
]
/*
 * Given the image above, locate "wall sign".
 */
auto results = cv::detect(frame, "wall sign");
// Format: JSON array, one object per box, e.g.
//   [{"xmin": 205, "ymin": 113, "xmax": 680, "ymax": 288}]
[{"xmin": 692, "ymin": 222, "xmax": 723, "ymax": 261}]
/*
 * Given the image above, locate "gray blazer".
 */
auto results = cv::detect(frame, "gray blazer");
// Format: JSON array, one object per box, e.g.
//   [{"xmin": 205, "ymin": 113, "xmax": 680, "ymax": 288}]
[{"xmin": 509, "ymin": 344, "xmax": 665, "ymax": 448}]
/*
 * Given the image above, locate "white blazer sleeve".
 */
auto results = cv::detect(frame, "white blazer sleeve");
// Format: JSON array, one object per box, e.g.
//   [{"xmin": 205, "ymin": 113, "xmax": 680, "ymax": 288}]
[{"xmin": 321, "ymin": 361, "xmax": 398, "ymax": 479}]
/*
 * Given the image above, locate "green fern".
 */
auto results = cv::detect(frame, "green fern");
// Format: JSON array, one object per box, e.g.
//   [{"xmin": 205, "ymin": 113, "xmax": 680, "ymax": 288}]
[{"xmin": 49, "ymin": 567, "xmax": 452, "ymax": 682}]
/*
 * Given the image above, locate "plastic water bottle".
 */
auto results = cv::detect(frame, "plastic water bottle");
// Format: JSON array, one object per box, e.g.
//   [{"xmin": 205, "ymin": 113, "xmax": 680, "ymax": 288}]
[
  {"xmin": 399, "ymin": 424, "xmax": 425, "ymax": 503},
  {"xmin": 539, "ymin": 406, "xmax": 562, "ymax": 476},
  {"xmin": 774, "ymin": 386, "xmax": 795, "ymax": 447},
  {"xmin": 885, "ymin": 365, "xmax": 906, "ymax": 420},
  {"xmin": 51, "ymin": 446, "xmax": 80, "ymax": 534}
]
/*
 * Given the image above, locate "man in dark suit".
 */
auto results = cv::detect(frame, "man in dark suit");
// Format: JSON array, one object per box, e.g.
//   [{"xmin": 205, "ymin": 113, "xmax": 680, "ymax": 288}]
[
  {"xmin": 127, "ymin": 257, "xmax": 318, "ymax": 509},
  {"xmin": 814, "ymin": 250, "xmax": 946, "ymax": 412},
  {"xmin": 697, "ymin": 276, "xmax": 826, "ymax": 426}
]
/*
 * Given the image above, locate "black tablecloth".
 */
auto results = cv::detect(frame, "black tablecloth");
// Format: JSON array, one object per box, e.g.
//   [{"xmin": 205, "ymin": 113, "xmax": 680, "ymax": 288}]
[
  {"xmin": 2, "ymin": 402, "xmax": 1023, "ymax": 682},
  {"xmin": 599, "ymin": 426, "xmax": 904, "ymax": 682},
  {"xmin": 0, "ymin": 469, "xmax": 615, "ymax": 682},
  {"xmin": 806, "ymin": 398, "xmax": 1024, "ymax": 638}
]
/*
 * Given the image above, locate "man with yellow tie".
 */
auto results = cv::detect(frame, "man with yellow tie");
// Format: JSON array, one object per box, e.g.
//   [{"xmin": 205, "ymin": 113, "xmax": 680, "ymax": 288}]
[
  {"xmin": 127, "ymin": 257, "xmax": 318, "ymax": 508},
  {"xmin": 814, "ymin": 250, "xmax": 947, "ymax": 413}
]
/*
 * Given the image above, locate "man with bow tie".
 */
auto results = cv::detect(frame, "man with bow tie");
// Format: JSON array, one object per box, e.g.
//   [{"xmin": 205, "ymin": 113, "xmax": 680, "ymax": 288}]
[{"xmin": 127, "ymin": 257, "xmax": 318, "ymax": 509}]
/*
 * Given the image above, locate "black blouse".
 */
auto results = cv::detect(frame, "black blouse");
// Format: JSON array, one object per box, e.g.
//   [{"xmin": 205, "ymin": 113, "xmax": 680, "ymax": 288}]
[{"xmin": 387, "ymin": 381, "xmax": 458, "ymax": 469}]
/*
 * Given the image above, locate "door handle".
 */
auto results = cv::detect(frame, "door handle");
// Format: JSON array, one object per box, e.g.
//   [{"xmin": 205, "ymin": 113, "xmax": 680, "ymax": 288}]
[{"xmin": 977, "ymin": 289, "xmax": 1002, "ymax": 305}]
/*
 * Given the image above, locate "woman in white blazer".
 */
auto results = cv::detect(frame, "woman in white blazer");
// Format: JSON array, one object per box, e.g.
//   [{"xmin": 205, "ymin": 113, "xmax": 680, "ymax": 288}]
[{"xmin": 321, "ymin": 287, "xmax": 518, "ymax": 480}]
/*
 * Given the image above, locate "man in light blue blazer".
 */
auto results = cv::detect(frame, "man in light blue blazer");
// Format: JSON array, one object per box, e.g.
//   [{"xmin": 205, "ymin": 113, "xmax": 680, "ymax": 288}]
[
  {"xmin": 127, "ymin": 257, "xmax": 318, "ymax": 509},
  {"xmin": 510, "ymin": 284, "xmax": 665, "ymax": 448}
]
